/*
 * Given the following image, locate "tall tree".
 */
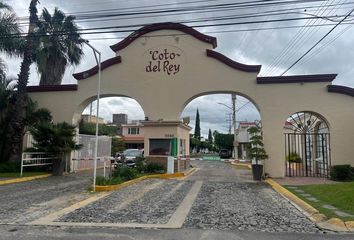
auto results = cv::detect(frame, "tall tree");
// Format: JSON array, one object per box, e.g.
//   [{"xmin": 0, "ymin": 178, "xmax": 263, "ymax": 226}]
[
  {"xmin": 194, "ymin": 108, "xmax": 201, "ymax": 140},
  {"xmin": 6, "ymin": 0, "xmax": 39, "ymax": 161},
  {"xmin": 36, "ymin": 8, "xmax": 84, "ymax": 85},
  {"xmin": 208, "ymin": 129, "xmax": 213, "ymax": 144},
  {"xmin": 0, "ymin": 1, "xmax": 23, "ymax": 78}
]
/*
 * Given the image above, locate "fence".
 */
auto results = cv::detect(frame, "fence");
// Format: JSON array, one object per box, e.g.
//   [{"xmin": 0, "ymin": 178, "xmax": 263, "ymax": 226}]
[
  {"xmin": 71, "ymin": 134, "xmax": 112, "ymax": 173},
  {"xmin": 21, "ymin": 152, "xmax": 55, "ymax": 176},
  {"xmin": 285, "ymin": 133, "xmax": 331, "ymax": 177}
]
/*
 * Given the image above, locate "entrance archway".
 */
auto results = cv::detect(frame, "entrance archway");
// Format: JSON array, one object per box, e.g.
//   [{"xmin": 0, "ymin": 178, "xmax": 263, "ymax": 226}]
[
  {"xmin": 26, "ymin": 22, "xmax": 354, "ymax": 178},
  {"xmin": 284, "ymin": 111, "xmax": 330, "ymax": 177}
]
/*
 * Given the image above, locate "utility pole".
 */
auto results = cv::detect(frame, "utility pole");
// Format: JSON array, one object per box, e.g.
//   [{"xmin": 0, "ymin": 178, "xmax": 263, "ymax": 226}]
[
  {"xmin": 232, "ymin": 94, "xmax": 238, "ymax": 159},
  {"xmin": 226, "ymin": 113, "xmax": 232, "ymax": 134}
]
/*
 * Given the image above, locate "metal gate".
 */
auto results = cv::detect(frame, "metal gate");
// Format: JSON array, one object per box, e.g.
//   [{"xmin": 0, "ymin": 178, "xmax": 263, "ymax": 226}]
[{"xmin": 285, "ymin": 132, "xmax": 331, "ymax": 177}]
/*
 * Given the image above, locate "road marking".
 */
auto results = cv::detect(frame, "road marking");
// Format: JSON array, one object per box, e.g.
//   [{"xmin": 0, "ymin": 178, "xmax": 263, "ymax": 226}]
[
  {"xmin": 29, "ymin": 192, "xmax": 110, "ymax": 225},
  {"xmin": 28, "ymin": 180, "xmax": 203, "ymax": 229},
  {"xmin": 167, "ymin": 180, "xmax": 203, "ymax": 228}
]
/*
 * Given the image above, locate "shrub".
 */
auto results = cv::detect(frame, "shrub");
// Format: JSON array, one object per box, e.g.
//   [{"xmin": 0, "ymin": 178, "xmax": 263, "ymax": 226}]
[
  {"xmin": 145, "ymin": 163, "xmax": 164, "ymax": 173},
  {"xmin": 0, "ymin": 162, "xmax": 21, "ymax": 173},
  {"xmin": 95, "ymin": 176, "xmax": 108, "ymax": 185},
  {"xmin": 112, "ymin": 166, "xmax": 138, "ymax": 181},
  {"xmin": 286, "ymin": 152, "xmax": 302, "ymax": 163},
  {"xmin": 95, "ymin": 176, "xmax": 123, "ymax": 186},
  {"xmin": 135, "ymin": 156, "xmax": 147, "ymax": 173},
  {"xmin": 330, "ymin": 165, "xmax": 354, "ymax": 181}
]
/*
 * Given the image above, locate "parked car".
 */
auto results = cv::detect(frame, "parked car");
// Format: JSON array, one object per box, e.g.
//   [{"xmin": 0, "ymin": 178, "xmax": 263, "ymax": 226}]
[
  {"xmin": 219, "ymin": 149, "xmax": 231, "ymax": 159},
  {"xmin": 113, "ymin": 149, "xmax": 143, "ymax": 168}
]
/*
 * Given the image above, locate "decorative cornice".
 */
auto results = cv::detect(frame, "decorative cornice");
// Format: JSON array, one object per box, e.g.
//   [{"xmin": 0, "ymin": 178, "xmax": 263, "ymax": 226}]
[
  {"xmin": 110, "ymin": 22, "xmax": 217, "ymax": 52},
  {"xmin": 73, "ymin": 56, "xmax": 121, "ymax": 80},
  {"xmin": 206, "ymin": 49, "xmax": 261, "ymax": 73},
  {"xmin": 257, "ymin": 74, "xmax": 337, "ymax": 84},
  {"xmin": 327, "ymin": 85, "xmax": 354, "ymax": 97},
  {"xmin": 26, "ymin": 84, "xmax": 78, "ymax": 92}
]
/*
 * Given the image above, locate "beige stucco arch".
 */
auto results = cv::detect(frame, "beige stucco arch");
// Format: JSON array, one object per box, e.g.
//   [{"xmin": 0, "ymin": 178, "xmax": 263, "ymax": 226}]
[{"xmin": 27, "ymin": 22, "xmax": 354, "ymax": 178}]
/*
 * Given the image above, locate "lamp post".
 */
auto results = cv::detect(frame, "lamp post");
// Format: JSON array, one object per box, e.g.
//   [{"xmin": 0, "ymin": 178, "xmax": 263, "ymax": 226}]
[
  {"xmin": 84, "ymin": 40, "xmax": 101, "ymax": 192},
  {"xmin": 218, "ymin": 98, "xmax": 251, "ymax": 159}
]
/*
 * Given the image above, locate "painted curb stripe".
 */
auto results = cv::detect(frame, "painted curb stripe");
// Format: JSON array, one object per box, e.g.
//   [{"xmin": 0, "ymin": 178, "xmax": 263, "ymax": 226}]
[
  {"xmin": 95, "ymin": 171, "xmax": 194, "ymax": 192},
  {"xmin": 230, "ymin": 162, "xmax": 252, "ymax": 169},
  {"xmin": 0, "ymin": 174, "xmax": 52, "ymax": 186}
]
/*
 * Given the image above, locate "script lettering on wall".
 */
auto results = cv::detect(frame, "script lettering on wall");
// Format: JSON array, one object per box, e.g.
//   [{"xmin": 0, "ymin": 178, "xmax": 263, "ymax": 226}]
[{"xmin": 144, "ymin": 46, "xmax": 183, "ymax": 76}]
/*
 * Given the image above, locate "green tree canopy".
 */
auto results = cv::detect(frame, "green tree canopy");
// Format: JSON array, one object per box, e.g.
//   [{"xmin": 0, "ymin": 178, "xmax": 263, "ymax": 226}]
[
  {"xmin": 208, "ymin": 129, "xmax": 213, "ymax": 144},
  {"xmin": 214, "ymin": 132, "xmax": 234, "ymax": 150},
  {"xmin": 247, "ymin": 126, "xmax": 268, "ymax": 164},
  {"xmin": 30, "ymin": 122, "xmax": 81, "ymax": 154},
  {"xmin": 79, "ymin": 121, "xmax": 118, "ymax": 136},
  {"xmin": 111, "ymin": 137, "xmax": 125, "ymax": 155},
  {"xmin": 194, "ymin": 108, "xmax": 201, "ymax": 140},
  {"xmin": 35, "ymin": 7, "xmax": 84, "ymax": 85}
]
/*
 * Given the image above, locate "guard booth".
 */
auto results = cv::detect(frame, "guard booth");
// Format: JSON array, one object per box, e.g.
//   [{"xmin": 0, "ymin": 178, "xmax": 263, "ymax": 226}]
[{"xmin": 143, "ymin": 121, "xmax": 191, "ymax": 172}]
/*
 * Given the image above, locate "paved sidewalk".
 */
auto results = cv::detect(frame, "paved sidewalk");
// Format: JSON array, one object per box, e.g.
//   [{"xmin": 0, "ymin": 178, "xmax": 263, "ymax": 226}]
[{"xmin": 274, "ymin": 177, "xmax": 337, "ymax": 186}]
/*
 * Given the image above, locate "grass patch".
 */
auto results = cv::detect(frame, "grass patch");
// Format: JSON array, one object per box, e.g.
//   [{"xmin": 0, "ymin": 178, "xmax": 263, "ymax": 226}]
[
  {"xmin": 0, "ymin": 172, "xmax": 50, "ymax": 178},
  {"xmin": 285, "ymin": 182, "xmax": 354, "ymax": 221}
]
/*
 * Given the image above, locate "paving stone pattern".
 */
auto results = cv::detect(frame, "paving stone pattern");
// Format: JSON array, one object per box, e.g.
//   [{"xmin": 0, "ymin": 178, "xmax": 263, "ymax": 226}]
[
  {"xmin": 184, "ymin": 181, "xmax": 321, "ymax": 233},
  {"xmin": 59, "ymin": 179, "xmax": 194, "ymax": 224},
  {"xmin": 0, "ymin": 172, "xmax": 95, "ymax": 224}
]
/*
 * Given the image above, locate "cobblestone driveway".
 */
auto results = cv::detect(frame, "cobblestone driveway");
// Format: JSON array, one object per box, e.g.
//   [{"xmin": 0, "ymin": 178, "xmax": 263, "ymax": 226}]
[
  {"xmin": 183, "ymin": 161, "xmax": 320, "ymax": 233},
  {"xmin": 0, "ymin": 171, "xmax": 98, "ymax": 224},
  {"xmin": 0, "ymin": 161, "xmax": 322, "ymax": 233}
]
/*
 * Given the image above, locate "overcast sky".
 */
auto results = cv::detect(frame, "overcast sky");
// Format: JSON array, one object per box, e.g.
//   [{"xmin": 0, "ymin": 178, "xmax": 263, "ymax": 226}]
[{"xmin": 2, "ymin": 0, "xmax": 354, "ymax": 137}]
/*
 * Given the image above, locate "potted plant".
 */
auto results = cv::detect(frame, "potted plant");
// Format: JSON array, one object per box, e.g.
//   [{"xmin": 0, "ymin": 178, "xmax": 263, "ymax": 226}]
[
  {"xmin": 30, "ymin": 122, "xmax": 81, "ymax": 176},
  {"xmin": 247, "ymin": 126, "xmax": 268, "ymax": 181}
]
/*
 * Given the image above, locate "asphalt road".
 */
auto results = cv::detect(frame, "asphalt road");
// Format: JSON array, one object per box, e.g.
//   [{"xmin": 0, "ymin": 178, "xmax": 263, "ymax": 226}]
[{"xmin": 0, "ymin": 225, "xmax": 353, "ymax": 240}]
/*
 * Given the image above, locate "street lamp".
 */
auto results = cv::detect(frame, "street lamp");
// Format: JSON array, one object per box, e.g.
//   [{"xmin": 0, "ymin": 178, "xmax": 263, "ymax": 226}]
[{"xmin": 84, "ymin": 40, "xmax": 101, "ymax": 192}]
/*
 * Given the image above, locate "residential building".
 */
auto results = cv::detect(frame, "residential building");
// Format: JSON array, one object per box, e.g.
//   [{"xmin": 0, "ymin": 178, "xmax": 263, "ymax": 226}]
[
  {"xmin": 121, "ymin": 122, "xmax": 144, "ymax": 149},
  {"xmin": 237, "ymin": 121, "xmax": 257, "ymax": 159}
]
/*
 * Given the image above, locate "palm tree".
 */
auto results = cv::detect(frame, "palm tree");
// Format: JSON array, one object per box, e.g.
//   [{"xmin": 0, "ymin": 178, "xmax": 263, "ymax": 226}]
[
  {"xmin": 36, "ymin": 8, "xmax": 84, "ymax": 85},
  {"xmin": 30, "ymin": 122, "xmax": 81, "ymax": 175},
  {"xmin": 5, "ymin": 0, "xmax": 40, "ymax": 162},
  {"xmin": 0, "ymin": 1, "xmax": 23, "ymax": 78}
]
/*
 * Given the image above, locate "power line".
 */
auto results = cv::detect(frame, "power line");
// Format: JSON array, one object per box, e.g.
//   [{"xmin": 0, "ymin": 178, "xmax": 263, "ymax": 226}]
[
  {"xmin": 14, "ymin": 0, "xmax": 328, "ymax": 24},
  {"xmin": 270, "ymin": 0, "xmax": 347, "ymax": 75},
  {"xmin": 280, "ymin": 7, "xmax": 354, "ymax": 75},
  {"xmin": 264, "ymin": 0, "xmax": 332, "ymax": 75},
  {"xmin": 2, "ymin": 14, "xmax": 354, "ymax": 40}
]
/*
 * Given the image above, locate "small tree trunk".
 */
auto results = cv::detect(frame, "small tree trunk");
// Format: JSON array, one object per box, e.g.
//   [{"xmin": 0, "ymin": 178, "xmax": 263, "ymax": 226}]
[{"xmin": 52, "ymin": 154, "xmax": 66, "ymax": 176}]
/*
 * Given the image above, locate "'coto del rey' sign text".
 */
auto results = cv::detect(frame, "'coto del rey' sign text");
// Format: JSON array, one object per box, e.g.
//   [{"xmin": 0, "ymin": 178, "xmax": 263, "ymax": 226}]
[{"xmin": 145, "ymin": 48, "xmax": 182, "ymax": 75}]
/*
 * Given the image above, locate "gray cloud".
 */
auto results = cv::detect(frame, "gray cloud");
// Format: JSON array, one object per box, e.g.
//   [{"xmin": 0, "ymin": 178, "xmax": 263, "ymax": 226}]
[{"xmin": 2, "ymin": 0, "xmax": 353, "ymax": 136}]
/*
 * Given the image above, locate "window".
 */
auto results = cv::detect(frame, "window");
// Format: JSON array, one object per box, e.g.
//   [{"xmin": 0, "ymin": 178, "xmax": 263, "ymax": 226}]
[
  {"xmin": 149, "ymin": 139, "xmax": 171, "ymax": 155},
  {"xmin": 128, "ymin": 127, "xmax": 139, "ymax": 135}
]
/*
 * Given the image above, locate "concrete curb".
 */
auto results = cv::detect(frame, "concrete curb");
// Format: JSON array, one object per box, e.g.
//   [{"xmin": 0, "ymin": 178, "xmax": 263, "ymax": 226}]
[
  {"xmin": 265, "ymin": 178, "xmax": 353, "ymax": 232},
  {"xmin": 95, "ymin": 170, "xmax": 195, "ymax": 192},
  {"xmin": 230, "ymin": 162, "xmax": 252, "ymax": 169},
  {"xmin": 0, "ymin": 174, "xmax": 52, "ymax": 186}
]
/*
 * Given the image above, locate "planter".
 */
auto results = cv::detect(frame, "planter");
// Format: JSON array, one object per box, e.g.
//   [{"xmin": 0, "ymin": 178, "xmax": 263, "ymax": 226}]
[{"xmin": 252, "ymin": 164, "xmax": 264, "ymax": 181}]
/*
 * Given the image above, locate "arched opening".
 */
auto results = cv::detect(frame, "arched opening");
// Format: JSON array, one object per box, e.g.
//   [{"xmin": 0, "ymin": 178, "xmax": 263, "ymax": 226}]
[
  {"xmin": 180, "ymin": 92, "xmax": 261, "ymax": 161},
  {"xmin": 284, "ymin": 111, "xmax": 331, "ymax": 178},
  {"xmin": 71, "ymin": 96, "xmax": 145, "ymax": 172}
]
